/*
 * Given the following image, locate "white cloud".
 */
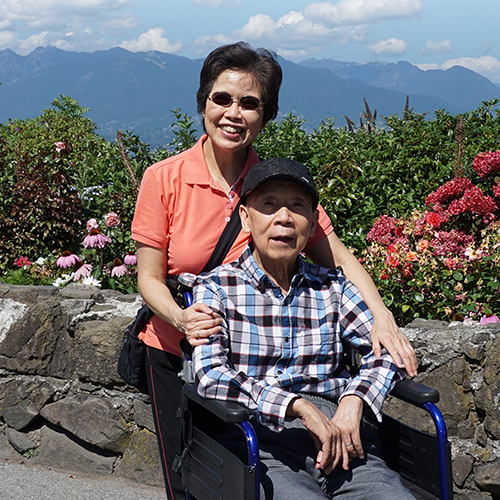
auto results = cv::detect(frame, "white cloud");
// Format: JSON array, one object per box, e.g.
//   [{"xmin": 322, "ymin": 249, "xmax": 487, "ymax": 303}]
[
  {"xmin": 419, "ymin": 40, "xmax": 454, "ymax": 56},
  {"xmin": 368, "ymin": 37, "xmax": 407, "ymax": 55},
  {"xmin": 303, "ymin": 0, "xmax": 422, "ymax": 26},
  {"xmin": 120, "ymin": 28, "xmax": 182, "ymax": 53},
  {"xmin": 194, "ymin": 1, "xmax": 421, "ymax": 60},
  {"xmin": 192, "ymin": 0, "xmax": 241, "ymax": 6},
  {"xmin": 417, "ymin": 56, "xmax": 500, "ymax": 83}
]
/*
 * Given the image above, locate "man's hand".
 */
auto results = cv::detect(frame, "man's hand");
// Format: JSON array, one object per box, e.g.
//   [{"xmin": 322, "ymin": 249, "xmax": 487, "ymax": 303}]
[
  {"xmin": 286, "ymin": 398, "xmax": 346, "ymax": 473},
  {"xmin": 331, "ymin": 395, "xmax": 364, "ymax": 464}
]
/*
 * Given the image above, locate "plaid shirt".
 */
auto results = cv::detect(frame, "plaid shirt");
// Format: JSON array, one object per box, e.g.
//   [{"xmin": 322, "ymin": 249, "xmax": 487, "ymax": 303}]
[{"xmin": 193, "ymin": 246, "xmax": 404, "ymax": 432}]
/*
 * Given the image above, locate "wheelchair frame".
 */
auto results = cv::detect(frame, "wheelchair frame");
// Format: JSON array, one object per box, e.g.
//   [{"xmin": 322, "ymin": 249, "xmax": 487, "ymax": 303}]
[{"xmin": 179, "ymin": 291, "xmax": 452, "ymax": 500}]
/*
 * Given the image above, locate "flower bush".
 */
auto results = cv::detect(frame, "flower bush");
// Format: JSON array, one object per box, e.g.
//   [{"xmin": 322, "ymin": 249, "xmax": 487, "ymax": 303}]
[
  {"xmin": 5, "ymin": 212, "xmax": 138, "ymax": 293},
  {"xmin": 362, "ymin": 149, "xmax": 500, "ymax": 325}
]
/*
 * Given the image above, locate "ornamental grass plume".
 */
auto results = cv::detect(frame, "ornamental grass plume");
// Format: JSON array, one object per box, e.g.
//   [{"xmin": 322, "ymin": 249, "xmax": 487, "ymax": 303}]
[
  {"xmin": 56, "ymin": 251, "xmax": 81, "ymax": 268},
  {"xmin": 83, "ymin": 229, "xmax": 112, "ymax": 249}
]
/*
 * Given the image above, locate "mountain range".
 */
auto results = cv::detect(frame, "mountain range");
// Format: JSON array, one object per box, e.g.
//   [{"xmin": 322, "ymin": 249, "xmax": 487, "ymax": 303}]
[{"xmin": 1, "ymin": 46, "xmax": 499, "ymax": 147}]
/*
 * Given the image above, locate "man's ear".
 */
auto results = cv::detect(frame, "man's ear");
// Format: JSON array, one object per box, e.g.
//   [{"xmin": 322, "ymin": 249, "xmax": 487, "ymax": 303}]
[
  {"xmin": 239, "ymin": 204, "xmax": 252, "ymax": 234},
  {"xmin": 309, "ymin": 209, "xmax": 319, "ymax": 239}
]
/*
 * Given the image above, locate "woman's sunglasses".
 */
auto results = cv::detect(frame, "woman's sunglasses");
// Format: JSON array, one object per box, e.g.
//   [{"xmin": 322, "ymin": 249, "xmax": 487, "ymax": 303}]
[{"xmin": 208, "ymin": 91, "xmax": 262, "ymax": 111}]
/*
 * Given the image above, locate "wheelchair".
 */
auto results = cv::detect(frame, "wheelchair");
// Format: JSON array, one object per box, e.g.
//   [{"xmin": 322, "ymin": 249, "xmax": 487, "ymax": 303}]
[{"xmin": 176, "ymin": 293, "xmax": 452, "ymax": 500}]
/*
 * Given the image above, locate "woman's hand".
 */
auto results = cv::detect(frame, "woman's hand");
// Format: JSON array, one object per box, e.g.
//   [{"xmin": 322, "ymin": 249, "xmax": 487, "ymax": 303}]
[
  {"xmin": 177, "ymin": 302, "xmax": 223, "ymax": 347},
  {"xmin": 371, "ymin": 309, "xmax": 418, "ymax": 377}
]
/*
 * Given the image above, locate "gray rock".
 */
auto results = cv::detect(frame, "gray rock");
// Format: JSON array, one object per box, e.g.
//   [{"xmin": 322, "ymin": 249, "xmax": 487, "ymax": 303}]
[
  {"xmin": 31, "ymin": 425, "xmax": 116, "ymax": 476},
  {"xmin": 134, "ymin": 400, "xmax": 155, "ymax": 433},
  {"xmin": 0, "ymin": 379, "xmax": 55, "ymax": 430},
  {"xmin": 74, "ymin": 316, "xmax": 132, "ymax": 386},
  {"xmin": 475, "ymin": 460, "xmax": 500, "ymax": 495},
  {"xmin": 40, "ymin": 394, "xmax": 131, "ymax": 453},
  {"xmin": 6, "ymin": 427, "xmax": 37, "ymax": 454},
  {"xmin": 114, "ymin": 429, "xmax": 163, "ymax": 487},
  {"xmin": 453, "ymin": 454, "xmax": 474, "ymax": 488}
]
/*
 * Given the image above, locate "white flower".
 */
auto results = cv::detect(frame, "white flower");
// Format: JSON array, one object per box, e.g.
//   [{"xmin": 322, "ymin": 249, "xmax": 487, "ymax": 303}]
[
  {"xmin": 35, "ymin": 257, "xmax": 46, "ymax": 266},
  {"xmin": 82, "ymin": 276, "xmax": 102, "ymax": 287}
]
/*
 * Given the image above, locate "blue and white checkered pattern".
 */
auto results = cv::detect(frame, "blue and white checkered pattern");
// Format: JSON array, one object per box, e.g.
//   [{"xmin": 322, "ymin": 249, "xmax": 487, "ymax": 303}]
[{"xmin": 193, "ymin": 246, "xmax": 404, "ymax": 432}]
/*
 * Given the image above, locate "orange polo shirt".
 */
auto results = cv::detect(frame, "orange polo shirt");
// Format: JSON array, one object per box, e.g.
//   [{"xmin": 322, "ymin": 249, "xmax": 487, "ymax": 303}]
[{"xmin": 131, "ymin": 135, "xmax": 333, "ymax": 356}]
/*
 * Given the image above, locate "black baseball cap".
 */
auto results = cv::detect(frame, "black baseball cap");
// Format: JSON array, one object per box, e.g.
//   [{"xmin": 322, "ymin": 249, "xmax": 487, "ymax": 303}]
[{"xmin": 241, "ymin": 158, "xmax": 319, "ymax": 208}]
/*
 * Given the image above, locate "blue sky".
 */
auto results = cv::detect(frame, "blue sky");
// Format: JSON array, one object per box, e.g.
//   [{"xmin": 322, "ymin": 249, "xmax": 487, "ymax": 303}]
[{"xmin": 1, "ymin": 0, "xmax": 500, "ymax": 82}]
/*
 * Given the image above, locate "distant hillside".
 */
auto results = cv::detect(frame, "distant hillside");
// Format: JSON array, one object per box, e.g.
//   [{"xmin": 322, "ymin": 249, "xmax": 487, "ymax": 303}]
[
  {"xmin": 299, "ymin": 58, "xmax": 500, "ymax": 113},
  {"xmin": 0, "ymin": 47, "xmax": 487, "ymax": 147}
]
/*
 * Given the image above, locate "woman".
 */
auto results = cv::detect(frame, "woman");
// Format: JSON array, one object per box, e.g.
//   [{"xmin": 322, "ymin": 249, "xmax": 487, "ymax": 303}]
[{"xmin": 131, "ymin": 42, "xmax": 416, "ymax": 500}]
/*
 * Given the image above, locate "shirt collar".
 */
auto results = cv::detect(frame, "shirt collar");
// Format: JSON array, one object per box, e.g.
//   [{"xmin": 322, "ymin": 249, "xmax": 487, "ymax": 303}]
[
  {"xmin": 238, "ymin": 245, "xmax": 306, "ymax": 292},
  {"xmin": 183, "ymin": 135, "xmax": 261, "ymax": 195}
]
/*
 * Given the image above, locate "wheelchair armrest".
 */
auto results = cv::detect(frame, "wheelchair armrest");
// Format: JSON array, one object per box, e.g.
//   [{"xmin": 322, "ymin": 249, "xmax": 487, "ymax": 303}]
[
  {"xmin": 183, "ymin": 383, "xmax": 250, "ymax": 423},
  {"xmin": 390, "ymin": 378, "xmax": 440, "ymax": 405}
]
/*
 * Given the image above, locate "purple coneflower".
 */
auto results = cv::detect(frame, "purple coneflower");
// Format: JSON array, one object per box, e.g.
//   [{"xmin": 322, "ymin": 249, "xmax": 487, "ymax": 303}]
[
  {"xmin": 480, "ymin": 314, "xmax": 499, "ymax": 325},
  {"xmin": 73, "ymin": 262, "xmax": 93, "ymax": 281},
  {"xmin": 111, "ymin": 258, "xmax": 128, "ymax": 277},
  {"xmin": 83, "ymin": 229, "xmax": 112, "ymax": 249},
  {"xmin": 56, "ymin": 251, "xmax": 81, "ymax": 268},
  {"xmin": 123, "ymin": 252, "xmax": 137, "ymax": 266}
]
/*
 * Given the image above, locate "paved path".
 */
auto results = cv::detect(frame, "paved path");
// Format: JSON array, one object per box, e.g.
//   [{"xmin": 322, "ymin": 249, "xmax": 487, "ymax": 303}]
[{"xmin": 0, "ymin": 463, "xmax": 167, "ymax": 500}]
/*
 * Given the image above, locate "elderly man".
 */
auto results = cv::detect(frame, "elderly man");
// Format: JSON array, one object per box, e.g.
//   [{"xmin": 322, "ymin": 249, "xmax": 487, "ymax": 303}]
[{"xmin": 192, "ymin": 158, "xmax": 415, "ymax": 499}]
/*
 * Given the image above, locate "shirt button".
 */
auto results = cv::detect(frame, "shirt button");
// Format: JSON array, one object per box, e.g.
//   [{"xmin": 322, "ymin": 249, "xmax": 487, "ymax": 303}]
[
  {"xmin": 277, "ymin": 370, "xmax": 283, "ymax": 375},
  {"xmin": 225, "ymin": 216, "xmax": 230, "ymax": 223},
  {"xmin": 226, "ymin": 204, "xmax": 232, "ymax": 210},
  {"xmin": 284, "ymin": 337, "xmax": 289, "ymax": 343}
]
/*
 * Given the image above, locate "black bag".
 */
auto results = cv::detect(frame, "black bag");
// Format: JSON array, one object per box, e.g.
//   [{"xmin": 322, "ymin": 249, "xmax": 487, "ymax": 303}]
[{"xmin": 117, "ymin": 200, "xmax": 243, "ymax": 393}]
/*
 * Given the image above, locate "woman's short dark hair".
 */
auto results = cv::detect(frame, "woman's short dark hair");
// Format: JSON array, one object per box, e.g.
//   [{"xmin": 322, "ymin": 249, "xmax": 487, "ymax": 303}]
[{"xmin": 196, "ymin": 41, "xmax": 283, "ymax": 125}]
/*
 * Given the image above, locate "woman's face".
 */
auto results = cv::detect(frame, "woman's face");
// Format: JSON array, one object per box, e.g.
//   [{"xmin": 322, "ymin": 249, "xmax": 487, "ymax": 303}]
[{"xmin": 202, "ymin": 69, "xmax": 265, "ymax": 156}]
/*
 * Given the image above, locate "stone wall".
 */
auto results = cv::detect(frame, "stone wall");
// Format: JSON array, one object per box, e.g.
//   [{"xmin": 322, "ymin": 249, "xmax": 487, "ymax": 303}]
[{"xmin": 0, "ymin": 283, "xmax": 499, "ymax": 498}]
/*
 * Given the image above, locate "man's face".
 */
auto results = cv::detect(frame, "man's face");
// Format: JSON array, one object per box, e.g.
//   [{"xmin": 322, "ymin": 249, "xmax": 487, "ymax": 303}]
[{"xmin": 240, "ymin": 180, "xmax": 318, "ymax": 272}]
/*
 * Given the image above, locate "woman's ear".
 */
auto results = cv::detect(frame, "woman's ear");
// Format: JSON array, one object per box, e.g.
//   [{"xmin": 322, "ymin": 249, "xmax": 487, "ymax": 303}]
[{"xmin": 239, "ymin": 204, "xmax": 252, "ymax": 234}]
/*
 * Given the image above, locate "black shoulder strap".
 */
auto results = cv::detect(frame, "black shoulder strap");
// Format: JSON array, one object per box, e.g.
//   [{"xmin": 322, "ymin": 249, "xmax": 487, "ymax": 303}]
[{"xmin": 201, "ymin": 198, "xmax": 242, "ymax": 273}]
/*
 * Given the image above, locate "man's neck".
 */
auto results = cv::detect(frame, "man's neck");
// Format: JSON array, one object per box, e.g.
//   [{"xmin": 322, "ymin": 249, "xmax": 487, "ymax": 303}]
[{"xmin": 252, "ymin": 249, "xmax": 298, "ymax": 293}]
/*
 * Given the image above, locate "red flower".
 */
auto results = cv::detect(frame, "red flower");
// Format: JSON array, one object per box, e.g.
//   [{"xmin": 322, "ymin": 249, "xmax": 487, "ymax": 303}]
[
  {"xmin": 386, "ymin": 254, "xmax": 400, "ymax": 268},
  {"xmin": 431, "ymin": 230, "xmax": 474, "ymax": 258},
  {"xmin": 425, "ymin": 211, "xmax": 443, "ymax": 229},
  {"xmin": 425, "ymin": 177, "xmax": 473, "ymax": 211},
  {"xmin": 14, "ymin": 256, "xmax": 32, "ymax": 267},
  {"xmin": 493, "ymin": 183, "xmax": 500, "ymax": 199},
  {"xmin": 379, "ymin": 270, "xmax": 389, "ymax": 280},
  {"xmin": 472, "ymin": 150, "xmax": 500, "ymax": 179},
  {"xmin": 402, "ymin": 262, "xmax": 413, "ymax": 278},
  {"xmin": 367, "ymin": 215, "xmax": 408, "ymax": 246}
]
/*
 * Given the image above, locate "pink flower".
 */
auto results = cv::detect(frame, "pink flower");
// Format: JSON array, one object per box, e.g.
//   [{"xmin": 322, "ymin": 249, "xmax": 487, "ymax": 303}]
[
  {"xmin": 111, "ymin": 258, "xmax": 128, "ymax": 277},
  {"xmin": 86, "ymin": 218, "xmax": 99, "ymax": 232},
  {"xmin": 402, "ymin": 262, "xmax": 413, "ymax": 278},
  {"xmin": 426, "ymin": 177, "xmax": 474, "ymax": 210},
  {"xmin": 73, "ymin": 263, "xmax": 93, "ymax": 281},
  {"xmin": 463, "ymin": 317, "xmax": 478, "ymax": 326},
  {"xmin": 124, "ymin": 252, "xmax": 137, "ymax": 265},
  {"xmin": 14, "ymin": 256, "xmax": 32, "ymax": 267},
  {"xmin": 56, "ymin": 251, "xmax": 81, "ymax": 268},
  {"xmin": 444, "ymin": 257, "xmax": 460, "ymax": 270},
  {"xmin": 83, "ymin": 229, "xmax": 112, "ymax": 249},
  {"xmin": 104, "ymin": 212, "xmax": 120, "ymax": 228},
  {"xmin": 54, "ymin": 141, "xmax": 66, "ymax": 153},
  {"xmin": 472, "ymin": 151, "xmax": 500, "ymax": 179},
  {"xmin": 493, "ymin": 182, "xmax": 500, "ymax": 199},
  {"xmin": 417, "ymin": 239, "xmax": 429, "ymax": 252},
  {"xmin": 406, "ymin": 251, "xmax": 418, "ymax": 262},
  {"xmin": 367, "ymin": 215, "xmax": 408, "ymax": 246},
  {"xmin": 479, "ymin": 314, "xmax": 499, "ymax": 325}
]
